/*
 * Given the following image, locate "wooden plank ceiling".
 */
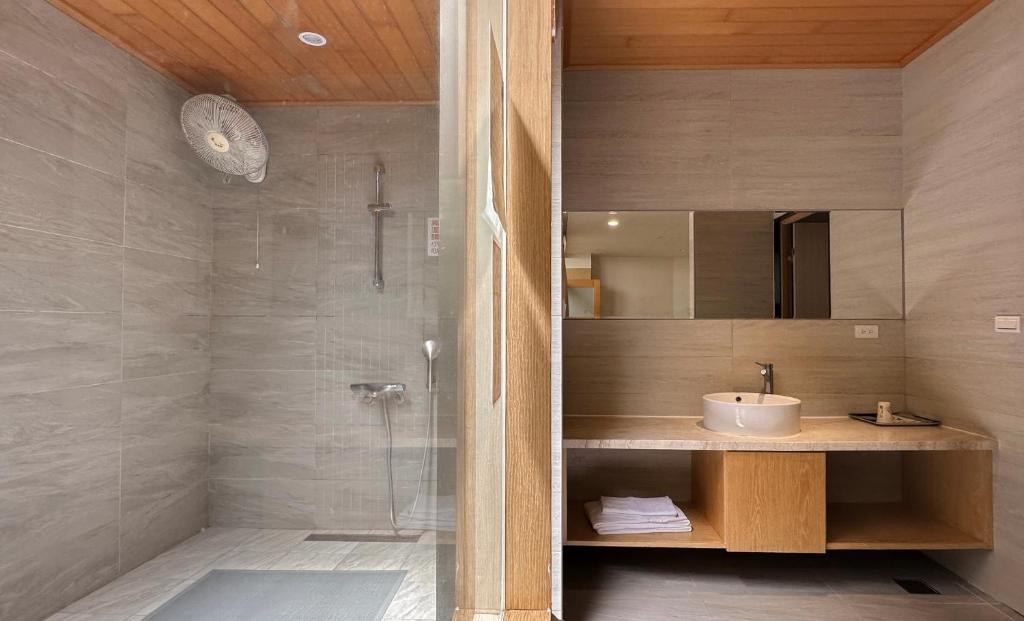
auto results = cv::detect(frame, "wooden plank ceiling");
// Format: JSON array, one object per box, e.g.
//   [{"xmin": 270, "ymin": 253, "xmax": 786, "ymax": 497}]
[
  {"xmin": 565, "ymin": 0, "xmax": 992, "ymax": 69},
  {"xmin": 47, "ymin": 0, "xmax": 438, "ymax": 104}
]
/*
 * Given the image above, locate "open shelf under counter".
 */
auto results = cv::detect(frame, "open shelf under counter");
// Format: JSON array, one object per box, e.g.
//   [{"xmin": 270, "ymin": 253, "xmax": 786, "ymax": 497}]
[
  {"xmin": 564, "ymin": 416, "xmax": 996, "ymax": 452},
  {"xmin": 565, "ymin": 501, "xmax": 724, "ymax": 549},
  {"xmin": 827, "ymin": 503, "xmax": 991, "ymax": 550}
]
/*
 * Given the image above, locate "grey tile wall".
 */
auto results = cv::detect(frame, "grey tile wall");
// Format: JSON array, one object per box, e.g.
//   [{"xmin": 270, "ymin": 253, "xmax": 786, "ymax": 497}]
[
  {"xmin": 902, "ymin": 0, "xmax": 1024, "ymax": 613},
  {"xmin": 0, "ymin": 1, "xmax": 214, "ymax": 619},
  {"xmin": 208, "ymin": 106, "xmax": 440, "ymax": 531}
]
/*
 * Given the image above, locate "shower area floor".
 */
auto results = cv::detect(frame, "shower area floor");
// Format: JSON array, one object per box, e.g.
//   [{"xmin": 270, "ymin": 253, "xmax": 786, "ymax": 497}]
[{"xmin": 46, "ymin": 528, "xmax": 437, "ymax": 621}]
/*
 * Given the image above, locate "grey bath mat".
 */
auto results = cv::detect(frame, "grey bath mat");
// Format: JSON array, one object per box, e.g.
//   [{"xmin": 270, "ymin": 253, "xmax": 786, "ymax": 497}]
[{"xmin": 144, "ymin": 570, "xmax": 406, "ymax": 621}]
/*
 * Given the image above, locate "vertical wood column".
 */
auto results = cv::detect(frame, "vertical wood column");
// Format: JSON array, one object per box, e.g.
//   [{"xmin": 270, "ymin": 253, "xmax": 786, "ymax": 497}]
[{"xmin": 506, "ymin": 0, "xmax": 553, "ymax": 614}]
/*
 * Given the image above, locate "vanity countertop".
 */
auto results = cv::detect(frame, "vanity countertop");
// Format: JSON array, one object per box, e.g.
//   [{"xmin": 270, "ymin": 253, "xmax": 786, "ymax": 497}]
[{"xmin": 564, "ymin": 416, "xmax": 996, "ymax": 451}]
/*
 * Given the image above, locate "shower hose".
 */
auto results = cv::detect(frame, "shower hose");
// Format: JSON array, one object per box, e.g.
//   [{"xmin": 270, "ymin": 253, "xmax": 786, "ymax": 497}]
[{"xmin": 379, "ymin": 388, "xmax": 434, "ymax": 533}]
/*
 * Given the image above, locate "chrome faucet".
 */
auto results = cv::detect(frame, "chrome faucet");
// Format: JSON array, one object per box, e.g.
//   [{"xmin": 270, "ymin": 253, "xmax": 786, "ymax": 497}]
[{"xmin": 756, "ymin": 362, "xmax": 774, "ymax": 395}]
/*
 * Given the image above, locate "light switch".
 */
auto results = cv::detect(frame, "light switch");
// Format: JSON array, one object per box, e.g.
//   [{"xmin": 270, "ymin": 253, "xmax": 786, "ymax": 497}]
[
  {"xmin": 995, "ymin": 315, "xmax": 1021, "ymax": 334},
  {"xmin": 855, "ymin": 324, "xmax": 879, "ymax": 339}
]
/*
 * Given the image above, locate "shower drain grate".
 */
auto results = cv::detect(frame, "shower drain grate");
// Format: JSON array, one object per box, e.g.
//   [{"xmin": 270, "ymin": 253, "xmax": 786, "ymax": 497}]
[
  {"xmin": 305, "ymin": 533, "xmax": 421, "ymax": 543},
  {"xmin": 894, "ymin": 578, "xmax": 940, "ymax": 594}
]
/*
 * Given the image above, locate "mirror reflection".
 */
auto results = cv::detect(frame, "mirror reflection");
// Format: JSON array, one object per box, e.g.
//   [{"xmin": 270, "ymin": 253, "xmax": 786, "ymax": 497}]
[{"xmin": 564, "ymin": 210, "xmax": 903, "ymax": 320}]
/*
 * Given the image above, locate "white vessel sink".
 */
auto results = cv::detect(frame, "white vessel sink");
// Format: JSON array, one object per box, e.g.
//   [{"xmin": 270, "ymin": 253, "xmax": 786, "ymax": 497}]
[{"xmin": 702, "ymin": 392, "xmax": 802, "ymax": 437}]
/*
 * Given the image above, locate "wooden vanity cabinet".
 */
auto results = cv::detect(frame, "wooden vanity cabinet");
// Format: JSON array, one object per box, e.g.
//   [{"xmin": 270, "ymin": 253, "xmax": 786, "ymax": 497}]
[{"xmin": 564, "ymin": 417, "xmax": 995, "ymax": 553}]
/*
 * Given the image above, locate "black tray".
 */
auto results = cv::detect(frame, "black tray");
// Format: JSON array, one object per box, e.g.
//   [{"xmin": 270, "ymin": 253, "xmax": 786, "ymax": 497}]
[{"xmin": 849, "ymin": 412, "xmax": 941, "ymax": 427}]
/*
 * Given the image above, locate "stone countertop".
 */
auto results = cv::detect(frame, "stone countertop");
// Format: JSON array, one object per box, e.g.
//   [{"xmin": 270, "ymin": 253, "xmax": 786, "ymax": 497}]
[{"xmin": 563, "ymin": 416, "xmax": 996, "ymax": 451}]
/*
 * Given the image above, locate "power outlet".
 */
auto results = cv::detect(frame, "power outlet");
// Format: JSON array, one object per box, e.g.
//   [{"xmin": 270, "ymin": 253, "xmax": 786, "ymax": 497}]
[{"xmin": 855, "ymin": 324, "xmax": 879, "ymax": 339}]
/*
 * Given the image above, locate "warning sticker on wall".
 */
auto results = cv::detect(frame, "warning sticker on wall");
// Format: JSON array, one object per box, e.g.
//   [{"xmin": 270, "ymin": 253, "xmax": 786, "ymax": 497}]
[{"xmin": 427, "ymin": 217, "xmax": 440, "ymax": 257}]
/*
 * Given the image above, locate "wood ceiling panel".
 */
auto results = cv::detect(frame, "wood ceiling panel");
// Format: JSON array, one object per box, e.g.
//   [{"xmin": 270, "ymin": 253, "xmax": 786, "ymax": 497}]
[
  {"xmin": 566, "ymin": 0, "xmax": 993, "ymax": 69},
  {"xmin": 46, "ymin": 0, "xmax": 439, "ymax": 104}
]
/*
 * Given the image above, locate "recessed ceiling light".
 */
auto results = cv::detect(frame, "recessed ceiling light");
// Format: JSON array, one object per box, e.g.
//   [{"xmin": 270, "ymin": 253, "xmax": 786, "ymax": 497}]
[
  {"xmin": 608, "ymin": 211, "xmax": 618, "ymax": 215},
  {"xmin": 298, "ymin": 32, "xmax": 328, "ymax": 47},
  {"xmin": 607, "ymin": 219, "xmax": 620, "ymax": 228}
]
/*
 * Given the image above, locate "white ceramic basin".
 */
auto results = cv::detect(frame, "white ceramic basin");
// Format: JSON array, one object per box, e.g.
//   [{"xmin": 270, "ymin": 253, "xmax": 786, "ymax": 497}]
[{"xmin": 702, "ymin": 392, "xmax": 802, "ymax": 437}]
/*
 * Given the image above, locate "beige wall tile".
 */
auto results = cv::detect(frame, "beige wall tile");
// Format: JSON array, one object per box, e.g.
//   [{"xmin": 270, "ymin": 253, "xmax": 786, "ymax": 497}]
[
  {"xmin": 566, "ymin": 319, "xmax": 906, "ymax": 418},
  {"xmin": 903, "ymin": 0, "xmax": 1024, "ymax": 611},
  {"xmin": 564, "ymin": 319, "xmax": 732, "ymax": 358},
  {"xmin": 830, "ymin": 211, "xmax": 904, "ymax": 320},
  {"xmin": 732, "ymin": 320, "xmax": 905, "ymax": 359},
  {"xmin": 563, "ymin": 69, "xmax": 902, "ymax": 213}
]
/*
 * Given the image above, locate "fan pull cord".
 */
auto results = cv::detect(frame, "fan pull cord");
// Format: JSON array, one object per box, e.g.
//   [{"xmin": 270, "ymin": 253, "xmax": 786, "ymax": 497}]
[{"xmin": 255, "ymin": 204, "xmax": 260, "ymax": 270}]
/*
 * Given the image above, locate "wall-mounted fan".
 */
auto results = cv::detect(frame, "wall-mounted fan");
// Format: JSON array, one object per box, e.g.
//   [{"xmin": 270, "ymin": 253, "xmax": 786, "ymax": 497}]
[{"xmin": 180, "ymin": 94, "xmax": 269, "ymax": 183}]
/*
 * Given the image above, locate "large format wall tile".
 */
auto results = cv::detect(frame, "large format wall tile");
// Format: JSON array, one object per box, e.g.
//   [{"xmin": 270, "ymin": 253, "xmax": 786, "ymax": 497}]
[
  {"xmin": 0, "ymin": 383, "xmax": 121, "ymax": 451},
  {"xmin": 563, "ymin": 69, "xmax": 902, "ymax": 212},
  {"xmin": 731, "ymin": 135, "xmax": 901, "ymax": 211},
  {"xmin": 0, "ymin": 138, "xmax": 124, "ymax": 244},
  {"xmin": 0, "ymin": 452, "xmax": 120, "ymax": 621},
  {"xmin": 211, "ymin": 370, "xmax": 314, "ymax": 424},
  {"xmin": 211, "ymin": 316, "xmax": 315, "ymax": 371},
  {"xmin": 0, "ymin": 225, "xmax": 122, "ymax": 313},
  {"xmin": 565, "ymin": 319, "xmax": 906, "ymax": 418},
  {"xmin": 317, "ymin": 106, "xmax": 437, "ymax": 154},
  {"xmin": 123, "ymin": 314, "xmax": 210, "ymax": 380},
  {"xmin": 121, "ymin": 372, "xmax": 209, "ymax": 430},
  {"xmin": 209, "ymin": 107, "xmax": 440, "ymax": 531},
  {"xmin": 120, "ymin": 426, "xmax": 208, "ymax": 573},
  {"xmin": 209, "ymin": 478, "xmax": 317, "ymax": 529},
  {"xmin": 124, "ymin": 249, "xmax": 211, "ymax": 316},
  {"xmin": 0, "ymin": 0, "xmax": 131, "ymax": 106},
  {"xmin": 563, "ymin": 70, "xmax": 732, "ymax": 211},
  {"xmin": 0, "ymin": 312, "xmax": 121, "ymax": 396},
  {"xmin": 0, "ymin": 50, "xmax": 125, "ymax": 175},
  {"xmin": 125, "ymin": 182, "xmax": 213, "ymax": 262},
  {"xmin": 0, "ymin": 5, "xmax": 214, "ymax": 619},
  {"xmin": 902, "ymin": 0, "xmax": 1024, "ymax": 611}
]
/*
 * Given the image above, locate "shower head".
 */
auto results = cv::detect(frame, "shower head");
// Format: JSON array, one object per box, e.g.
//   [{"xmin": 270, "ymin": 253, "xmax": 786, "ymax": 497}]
[
  {"xmin": 422, "ymin": 340, "xmax": 441, "ymax": 392},
  {"xmin": 422, "ymin": 340, "xmax": 441, "ymax": 361}
]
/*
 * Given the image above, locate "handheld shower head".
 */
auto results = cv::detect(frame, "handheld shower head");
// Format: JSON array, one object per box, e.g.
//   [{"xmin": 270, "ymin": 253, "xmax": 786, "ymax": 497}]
[
  {"xmin": 422, "ymin": 340, "xmax": 441, "ymax": 391},
  {"xmin": 422, "ymin": 340, "xmax": 441, "ymax": 361}
]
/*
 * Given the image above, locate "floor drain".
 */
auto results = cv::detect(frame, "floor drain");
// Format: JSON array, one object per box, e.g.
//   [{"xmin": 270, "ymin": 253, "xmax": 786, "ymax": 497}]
[
  {"xmin": 894, "ymin": 578, "xmax": 940, "ymax": 594},
  {"xmin": 304, "ymin": 534, "xmax": 421, "ymax": 543}
]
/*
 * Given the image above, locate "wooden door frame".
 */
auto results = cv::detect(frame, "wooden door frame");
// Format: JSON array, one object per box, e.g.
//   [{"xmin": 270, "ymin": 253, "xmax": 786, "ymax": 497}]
[
  {"xmin": 454, "ymin": 1, "xmax": 553, "ymax": 618},
  {"xmin": 505, "ymin": 0, "xmax": 553, "ymax": 617}
]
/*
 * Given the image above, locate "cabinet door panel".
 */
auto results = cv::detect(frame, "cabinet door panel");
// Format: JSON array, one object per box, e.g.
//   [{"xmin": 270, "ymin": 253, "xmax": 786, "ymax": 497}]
[{"xmin": 725, "ymin": 451, "xmax": 826, "ymax": 553}]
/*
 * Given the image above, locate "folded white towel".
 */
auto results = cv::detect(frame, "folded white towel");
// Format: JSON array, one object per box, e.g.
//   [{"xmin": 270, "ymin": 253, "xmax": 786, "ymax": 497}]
[
  {"xmin": 600, "ymin": 496, "xmax": 677, "ymax": 517},
  {"xmin": 585, "ymin": 501, "xmax": 692, "ymax": 535},
  {"xmin": 587, "ymin": 502, "xmax": 690, "ymax": 526}
]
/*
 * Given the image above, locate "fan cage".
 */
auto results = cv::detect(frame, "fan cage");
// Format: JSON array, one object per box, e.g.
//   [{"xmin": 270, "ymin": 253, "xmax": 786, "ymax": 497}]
[{"xmin": 181, "ymin": 94, "xmax": 269, "ymax": 178}]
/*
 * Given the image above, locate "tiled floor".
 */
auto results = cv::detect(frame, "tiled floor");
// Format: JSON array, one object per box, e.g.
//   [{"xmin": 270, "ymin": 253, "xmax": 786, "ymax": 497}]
[
  {"xmin": 564, "ymin": 547, "xmax": 1024, "ymax": 621},
  {"xmin": 46, "ymin": 528, "xmax": 437, "ymax": 621}
]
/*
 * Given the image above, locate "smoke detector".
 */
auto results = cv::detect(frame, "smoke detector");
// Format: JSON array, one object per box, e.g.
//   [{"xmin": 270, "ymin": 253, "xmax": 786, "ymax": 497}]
[{"xmin": 298, "ymin": 32, "xmax": 328, "ymax": 47}]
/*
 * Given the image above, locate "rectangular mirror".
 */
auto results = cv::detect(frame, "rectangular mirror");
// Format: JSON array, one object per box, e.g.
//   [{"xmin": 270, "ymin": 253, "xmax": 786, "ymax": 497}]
[{"xmin": 564, "ymin": 210, "xmax": 903, "ymax": 320}]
